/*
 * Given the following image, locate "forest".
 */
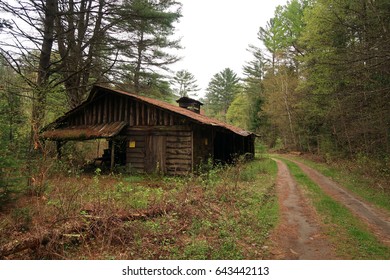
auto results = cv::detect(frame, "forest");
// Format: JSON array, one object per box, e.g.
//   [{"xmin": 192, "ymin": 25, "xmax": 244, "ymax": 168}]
[{"xmin": 0, "ymin": 0, "xmax": 389, "ymax": 260}]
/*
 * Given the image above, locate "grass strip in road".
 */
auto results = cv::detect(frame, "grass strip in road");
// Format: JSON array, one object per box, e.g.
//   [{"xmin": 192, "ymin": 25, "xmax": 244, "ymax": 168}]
[
  {"xmin": 282, "ymin": 159, "xmax": 390, "ymax": 259},
  {"xmin": 282, "ymin": 155, "xmax": 390, "ymax": 213}
]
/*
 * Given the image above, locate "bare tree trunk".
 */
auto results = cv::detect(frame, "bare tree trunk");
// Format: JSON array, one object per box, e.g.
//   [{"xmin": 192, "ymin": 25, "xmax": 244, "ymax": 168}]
[
  {"xmin": 281, "ymin": 73, "xmax": 297, "ymax": 149},
  {"xmin": 31, "ymin": 0, "xmax": 58, "ymax": 150},
  {"xmin": 28, "ymin": 0, "xmax": 57, "ymax": 188}
]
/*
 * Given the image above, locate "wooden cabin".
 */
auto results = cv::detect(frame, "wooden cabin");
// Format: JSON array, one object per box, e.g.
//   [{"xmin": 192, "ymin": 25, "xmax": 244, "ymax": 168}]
[{"xmin": 42, "ymin": 85, "xmax": 255, "ymax": 175}]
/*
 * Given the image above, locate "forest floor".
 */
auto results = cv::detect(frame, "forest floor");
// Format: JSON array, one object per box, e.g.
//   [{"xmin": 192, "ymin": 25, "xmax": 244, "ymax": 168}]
[{"xmin": 1, "ymin": 154, "xmax": 390, "ymax": 260}]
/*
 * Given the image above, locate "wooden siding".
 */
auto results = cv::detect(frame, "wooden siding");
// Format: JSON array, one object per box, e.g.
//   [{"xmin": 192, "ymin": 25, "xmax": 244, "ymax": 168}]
[
  {"xmin": 52, "ymin": 89, "xmax": 255, "ymax": 175},
  {"xmin": 166, "ymin": 131, "xmax": 192, "ymax": 175},
  {"xmin": 126, "ymin": 131, "xmax": 146, "ymax": 172},
  {"xmin": 193, "ymin": 125, "xmax": 214, "ymax": 168},
  {"xmin": 66, "ymin": 93, "xmax": 188, "ymax": 128},
  {"xmin": 126, "ymin": 127, "xmax": 192, "ymax": 175}
]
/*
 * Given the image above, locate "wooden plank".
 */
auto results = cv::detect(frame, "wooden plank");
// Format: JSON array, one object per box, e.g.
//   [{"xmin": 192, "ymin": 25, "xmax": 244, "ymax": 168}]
[
  {"xmin": 127, "ymin": 163, "xmax": 144, "ymax": 169},
  {"xmin": 110, "ymin": 141, "xmax": 115, "ymax": 170},
  {"xmin": 107, "ymin": 96, "xmax": 111, "ymax": 123},
  {"xmin": 145, "ymin": 135, "xmax": 166, "ymax": 173},
  {"xmin": 128, "ymin": 100, "xmax": 132, "ymax": 125},
  {"xmin": 166, "ymin": 148, "xmax": 191, "ymax": 155},
  {"xmin": 127, "ymin": 135, "xmax": 146, "ymax": 141},
  {"xmin": 127, "ymin": 126, "xmax": 191, "ymax": 133},
  {"xmin": 128, "ymin": 157, "xmax": 144, "ymax": 164},
  {"xmin": 146, "ymin": 106, "xmax": 150, "ymax": 125},
  {"xmin": 140, "ymin": 103, "xmax": 144, "ymax": 125},
  {"xmin": 97, "ymin": 101, "xmax": 102, "ymax": 124},
  {"xmin": 166, "ymin": 154, "xmax": 191, "ymax": 160},
  {"xmin": 128, "ymin": 142, "xmax": 146, "ymax": 148},
  {"xmin": 166, "ymin": 142, "xmax": 191, "ymax": 149},
  {"xmin": 166, "ymin": 159, "xmax": 192, "ymax": 165},
  {"xmin": 136, "ymin": 102, "xmax": 140, "ymax": 126},
  {"xmin": 126, "ymin": 152, "xmax": 145, "ymax": 159},
  {"xmin": 92, "ymin": 102, "xmax": 96, "ymax": 124},
  {"xmin": 116, "ymin": 96, "xmax": 121, "ymax": 121},
  {"xmin": 125, "ymin": 99, "xmax": 129, "ymax": 124},
  {"xmin": 166, "ymin": 136, "xmax": 192, "ymax": 142},
  {"xmin": 103, "ymin": 96, "xmax": 108, "ymax": 123}
]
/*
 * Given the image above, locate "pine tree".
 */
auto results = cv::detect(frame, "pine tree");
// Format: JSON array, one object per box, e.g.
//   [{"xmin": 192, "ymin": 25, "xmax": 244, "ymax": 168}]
[
  {"xmin": 205, "ymin": 68, "xmax": 241, "ymax": 120},
  {"xmin": 171, "ymin": 70, "xmax": 200, "ymax": 97}
]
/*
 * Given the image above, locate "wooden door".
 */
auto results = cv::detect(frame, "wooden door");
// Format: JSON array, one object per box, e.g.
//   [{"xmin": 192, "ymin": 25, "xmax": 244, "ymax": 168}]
[{"xmin": 145, "ymin": 135, "xmax": 166, "ymax": 173}]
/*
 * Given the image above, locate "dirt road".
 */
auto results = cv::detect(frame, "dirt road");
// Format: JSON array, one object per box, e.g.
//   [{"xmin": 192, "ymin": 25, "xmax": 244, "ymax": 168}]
[
  {"xmin": 289, "ymin": 158, "xmax": 390, "ymax": 246},
  {"xmin": 269, "ymin": 159, "xmax": 336, "ymax": 259},
  {"xmin": 270, "ymin": 156, "xmax": 390, "ymax": 260}
]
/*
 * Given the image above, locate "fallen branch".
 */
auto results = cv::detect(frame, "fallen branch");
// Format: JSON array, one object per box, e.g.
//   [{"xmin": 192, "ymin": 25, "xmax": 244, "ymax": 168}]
[
  {"xmin": 0, "ymin": 221, "xmax": 82, "ymax": 259},
  {"xmin": 0, "ymin": 204, "xmax": 173, "ymax": 259}
]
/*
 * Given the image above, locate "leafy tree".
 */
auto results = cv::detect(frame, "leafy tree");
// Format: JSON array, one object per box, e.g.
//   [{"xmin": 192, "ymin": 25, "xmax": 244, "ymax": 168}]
[
  {"xmin": 226, "ymin": 93, "xmax": 250, "ymax": 129},
  {"xmin": 299, "ymin": 0, "xmax": 390, "ymax": 156},
  {"xmin": 259, "ymin": 0, "xmax": 307, "ymax": 72},
  {"xmin": 205, "ymin": 68, "xmax": 241, "ymax": 120},
  {"xmin": 171, "ymin": 70, "xmax": 199, "ymax": 97}
]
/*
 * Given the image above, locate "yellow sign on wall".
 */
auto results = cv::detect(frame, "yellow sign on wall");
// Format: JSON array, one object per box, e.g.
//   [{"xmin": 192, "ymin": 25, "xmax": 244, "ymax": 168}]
[{"xmin": 129, "ymin": 141, "xmax": 136, "ymax": 148}]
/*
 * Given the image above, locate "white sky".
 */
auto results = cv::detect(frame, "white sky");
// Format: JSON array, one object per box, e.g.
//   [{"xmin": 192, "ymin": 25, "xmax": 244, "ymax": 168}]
[{"xmin": 171, "ymin": 0, "xmax": 288, "ymax": 96}]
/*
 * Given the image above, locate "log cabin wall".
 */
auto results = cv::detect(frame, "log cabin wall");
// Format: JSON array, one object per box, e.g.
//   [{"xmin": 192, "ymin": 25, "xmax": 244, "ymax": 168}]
[
  {"xmin": 50, "ymin": 87, "xmax": 255, "ymax": 175},
  {"xmin": 192, "ymin": 125, "xmax": 214, "ymax": 168},
  {"xmin": 62, "ymin": 92, "xmax": 195, "ymax": 175},
  {"xmin": 126, "ymin": 128, "xmax": 193, "ymax": 175},
  {"xmin": 65, "ymin": 93, "xmax": 188, "ymax": 127}
]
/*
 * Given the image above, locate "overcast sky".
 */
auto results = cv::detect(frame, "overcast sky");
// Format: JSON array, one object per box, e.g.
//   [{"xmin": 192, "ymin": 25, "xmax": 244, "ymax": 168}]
[{"xmin": 171, "ymin": 0, "xmax": 288, "ymax": 96}]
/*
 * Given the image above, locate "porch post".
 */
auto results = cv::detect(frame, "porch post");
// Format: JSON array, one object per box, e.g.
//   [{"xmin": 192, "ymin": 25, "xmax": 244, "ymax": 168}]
[{"xmin": 110, "ymin": 139, "xmax": 115, "ymax": 171}]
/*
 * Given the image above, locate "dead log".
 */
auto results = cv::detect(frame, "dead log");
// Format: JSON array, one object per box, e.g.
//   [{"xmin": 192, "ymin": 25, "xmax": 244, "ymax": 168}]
[{"xmin": 0, "ymin": 221, "xmax": 82, "ymax": 259}]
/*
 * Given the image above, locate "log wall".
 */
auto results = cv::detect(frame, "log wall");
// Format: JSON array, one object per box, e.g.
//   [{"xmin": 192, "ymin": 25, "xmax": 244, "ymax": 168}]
[
  {"xmin": 126, "ymin": 128, "xmax": 192, "ymax": 175},
  {"xmin": 66, "ymin": 93, "xmax": 187, "ymax": 127}
]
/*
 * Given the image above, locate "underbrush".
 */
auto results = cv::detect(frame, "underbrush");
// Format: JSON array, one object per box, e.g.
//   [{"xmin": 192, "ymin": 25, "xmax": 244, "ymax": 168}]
[{"xmin": 0, "ymin": 158, "xmax": 278, "ymax": 260}]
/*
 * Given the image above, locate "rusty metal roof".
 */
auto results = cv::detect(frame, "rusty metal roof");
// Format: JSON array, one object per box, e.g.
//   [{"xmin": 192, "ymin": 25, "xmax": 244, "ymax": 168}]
[
  {"xmin": 43, "ymin": 86, "xmax": 255, "ymax": 139},
  {"xmin": 42, "ymin": 121, "xmax": 127, "ymax": 140},
  {"xmin": 95, "ymin": 86, "xmax": 254, "ymax": 137}
]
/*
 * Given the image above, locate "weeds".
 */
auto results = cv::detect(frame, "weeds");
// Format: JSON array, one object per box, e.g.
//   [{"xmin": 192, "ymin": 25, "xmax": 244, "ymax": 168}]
[{"xmin": 0, "ymin": 157, "xmax": 278, "ymax": 260}]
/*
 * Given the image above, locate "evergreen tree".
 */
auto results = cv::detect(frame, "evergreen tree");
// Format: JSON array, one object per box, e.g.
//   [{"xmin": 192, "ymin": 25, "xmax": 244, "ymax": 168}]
[
  {"xmin": 205, "ymin": 68, "xmax": 241, "ymax": 120},
  {"xmin": 242, "ymin": 45, "xmax": 266, "ymax": 132},
  {"xmin": 116, "ymin": 0, "xmax": 182, "ymax": 95},
  {"xmin": 171, "ymin": 70, "xmax": 199, "ymax": 97}
]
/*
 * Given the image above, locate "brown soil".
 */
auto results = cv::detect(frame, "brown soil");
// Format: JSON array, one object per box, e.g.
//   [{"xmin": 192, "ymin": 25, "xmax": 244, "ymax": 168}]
[
  {"xmin": 288, "ymin": 158, "xmax": 390, "ymax": 246},
  {"xmin": 269, "ymin": 159, "xmax": 336, "ymax": 259}
]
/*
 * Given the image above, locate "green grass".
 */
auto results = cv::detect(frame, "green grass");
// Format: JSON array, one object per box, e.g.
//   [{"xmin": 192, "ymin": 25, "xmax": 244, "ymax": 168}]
[
  {"xmin": 173, "ymin": 158, "xmax": 279, "ymax": 259},
  {"xmin": 1, "ymin": 157, "xmax": 279, "ymax": 260},
  {"xmin": 282, "ymin": 159, "xmax": 390, "ymax": 259},
  {"xmin": 281, "ymin": 155, "xmax": 390, "ymax": 212}
]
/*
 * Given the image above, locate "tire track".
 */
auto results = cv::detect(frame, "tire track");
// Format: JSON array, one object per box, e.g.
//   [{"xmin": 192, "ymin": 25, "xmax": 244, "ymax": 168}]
[
  {"xmin": 269, "ymin": 159, "xmax": 336, "ymax": 259},
  {"xmin": 288, "ymin": 158, "xmax": 390, "ymax": 246}
]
